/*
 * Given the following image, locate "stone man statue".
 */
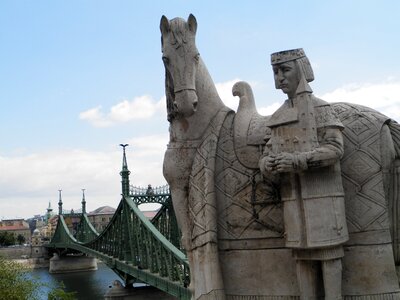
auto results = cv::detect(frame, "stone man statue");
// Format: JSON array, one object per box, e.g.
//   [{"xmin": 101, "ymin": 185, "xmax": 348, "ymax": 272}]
[{"xmin": 259, "ymin": 48, "xmax": 349, "ymax": 300}]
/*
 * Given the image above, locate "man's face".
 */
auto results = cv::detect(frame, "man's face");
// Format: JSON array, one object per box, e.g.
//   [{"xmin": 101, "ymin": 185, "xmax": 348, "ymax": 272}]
[{"xmin": 273, "ymin": 61, "xmax": 300, "ymax": 98}]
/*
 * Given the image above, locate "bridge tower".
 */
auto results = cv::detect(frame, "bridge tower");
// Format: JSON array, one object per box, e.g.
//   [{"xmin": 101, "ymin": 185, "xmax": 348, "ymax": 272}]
[
  {"xmin": 119, "ymin": 144, "xmax": 131, "ymax": 197},
  {"xmin": 45, "ymin": 201, "xmax": 53, "ymax": 223},
  {"xmin": 58, "ymin": 189, "xmax": 63, "ymax": 215},
  {"xmin": 81, "ymin": 189, "xmax": 86, "ymax": 214}
]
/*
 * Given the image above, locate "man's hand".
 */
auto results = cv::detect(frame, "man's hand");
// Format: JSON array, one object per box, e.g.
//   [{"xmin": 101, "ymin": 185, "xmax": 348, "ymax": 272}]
[
  {"xmin": 260, "ymin": 154, "xmax": 278, "ymax": 174},
  {"xmin": 274, "ymin": 152, "xmax": 295, "ymax": 173}
]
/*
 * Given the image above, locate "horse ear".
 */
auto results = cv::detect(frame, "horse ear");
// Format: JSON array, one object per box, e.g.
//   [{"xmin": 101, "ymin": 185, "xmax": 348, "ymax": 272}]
[
  {"xmin": 160, "ymin": 15, "xmax": 170, "ymax": 34},
  {"xmin": 187, "ymin": 14, "xmax": 197, "ymax": 34}
]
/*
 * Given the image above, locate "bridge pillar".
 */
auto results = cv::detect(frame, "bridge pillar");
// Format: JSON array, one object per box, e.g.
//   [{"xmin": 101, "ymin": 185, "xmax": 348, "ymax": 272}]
[
  {"xmin": 104, "ymin": 280, "xmax": 177, "ymax": 300},
  {"xmin": 49, "ymin": 253, "xmax": 97, "ymax": 273}
]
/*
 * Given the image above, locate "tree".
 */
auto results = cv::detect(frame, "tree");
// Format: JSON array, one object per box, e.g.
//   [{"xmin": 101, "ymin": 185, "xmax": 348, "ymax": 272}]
[
  {"xmin": 48, "ymin": 283, "xmax": 77, "ymax": 300},
  {"xmin": 0, "ymin": 255, "xmax": 76, "ymax": 300},
  {"xmin": 0, "ymin": 256, "xmax": 41, "ymax": 299},
  {"xmin": 17, "ymin": 234, "xmax": 26, "ymax": 245},
  {"xmin": 0, "ymin": 231, "xmax": 16, "ymax": 246}
]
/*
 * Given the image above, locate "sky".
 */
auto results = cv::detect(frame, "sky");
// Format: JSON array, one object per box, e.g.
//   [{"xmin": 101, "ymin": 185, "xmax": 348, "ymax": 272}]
[{"xmin": 1, "ymin": 1, "xmax": 400, "ymax": 219}]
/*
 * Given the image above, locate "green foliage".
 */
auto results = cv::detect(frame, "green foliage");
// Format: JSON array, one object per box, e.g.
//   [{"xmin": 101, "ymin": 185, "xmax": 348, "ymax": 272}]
[
  {"xmin": 17, "ymin": 234, "xmax": 26, "ymax": 245},
  {"xmin": 0, "ymin": 256, "xmax": 41, "ymax": 300},
  {"xmin": 47, "ymin": 283, "xmax": 77, "ymax": 300},
  {"xmin": 0, "ymin": 256, "xmax": 77, "ymax": 300},
  {"xmin": 0, "ymin": 231, "xmax": 16, "ymax": 246}
]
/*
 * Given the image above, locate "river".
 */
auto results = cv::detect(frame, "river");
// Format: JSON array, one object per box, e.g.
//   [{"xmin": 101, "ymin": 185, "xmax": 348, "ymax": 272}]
[{"xmin": 30, "ymin": 262, "xmax": 120, "ymax": 299}]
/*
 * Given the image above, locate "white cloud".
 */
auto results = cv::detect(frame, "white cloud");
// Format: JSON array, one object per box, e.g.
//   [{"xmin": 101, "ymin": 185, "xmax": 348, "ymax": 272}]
[
  {"xmin": 80, "ymin": 79, "xmax": 262, "ymax": 128},
  {"xmin": 233, "ymin": 79, "xmax": 400, "ymax": 121},
  {"xmin": 79, "ymin": 106, "xmax": 113, "ymax": 127},
  {"xmin": 258, "ymin": 102, "xmax": 281, "ymax": 116},
  {"xmin": 216, "ymin": 78, "xmax": 263, "ymax": 112},
  {"xmin": 0, "ymin": 150, "xmax": 121, "ymax": 217},
  {"xmin": 0, "ymin": 138, "xmax": 168, "ymax": 219},
  {"xmin": 216, "ymin": 78, "xmax": 242, "ymax": 110},
  {"xmin": 5, "ymin": 79, "xmax": 400, "ymax": 220},
  {"xmin": 319, "ymin": 81, "xmax": 400, "ymax": 122},
  {"xmin": 127, "ymin": 134, "xmax": 169, "ymax": 158},
  {"xmin": 80, "ymin": 95, "xmax": 164, "ymax": 127}
]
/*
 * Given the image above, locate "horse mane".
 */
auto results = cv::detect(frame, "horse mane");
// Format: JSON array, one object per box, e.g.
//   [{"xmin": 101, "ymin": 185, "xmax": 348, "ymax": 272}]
[
  {"xmin": 168, "ymin": 18, "xmax": 190, "ymax": 48},
  {"xmin": 165, "ymin": 68, "xmax": 176, "ymax": 122}
]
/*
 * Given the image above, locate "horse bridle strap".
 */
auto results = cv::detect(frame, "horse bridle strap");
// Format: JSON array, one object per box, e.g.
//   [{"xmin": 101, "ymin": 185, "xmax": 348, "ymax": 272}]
[{"xmin": 167, "ymin": 140, "xmax": 202, "ymax": 149}]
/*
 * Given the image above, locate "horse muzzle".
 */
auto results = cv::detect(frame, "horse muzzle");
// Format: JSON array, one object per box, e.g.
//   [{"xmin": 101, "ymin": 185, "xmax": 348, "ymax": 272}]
[{"xmin": 174, "ymin": 89, "xmax": 198, "ymax": 117}]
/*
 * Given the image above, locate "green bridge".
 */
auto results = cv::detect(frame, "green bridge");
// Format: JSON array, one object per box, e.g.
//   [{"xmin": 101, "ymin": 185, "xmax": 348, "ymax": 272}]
[{"xmin": 46, "ymin": 146, "xmax": 191, "ymax": 300}]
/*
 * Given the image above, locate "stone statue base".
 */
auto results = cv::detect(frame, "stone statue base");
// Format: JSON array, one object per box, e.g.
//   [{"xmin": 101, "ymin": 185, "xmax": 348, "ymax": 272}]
[{"xmin": 219, "ymin": 245, "xmax": 400, "ymax": 299}]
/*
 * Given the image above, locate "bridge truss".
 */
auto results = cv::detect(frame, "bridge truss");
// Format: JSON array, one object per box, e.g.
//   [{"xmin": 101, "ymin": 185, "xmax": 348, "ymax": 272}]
[{"xmin": 47, "ymin": 147, "xmax": 190, "ymax": 299}]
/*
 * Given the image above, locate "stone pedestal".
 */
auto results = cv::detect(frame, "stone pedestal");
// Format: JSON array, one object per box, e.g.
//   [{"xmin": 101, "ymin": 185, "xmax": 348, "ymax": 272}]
[
  {"xmin": 104, "ymin": 280, "xmax": 177, "ymax": 300},
  {"xmin": 49, "ymin": 254, "xmax": 97, "ymax": 273},
  {"xmin": 220, "ymin": 247, "xmax": 300, "ymax": 299},
  {"xmin": 219, "ymin": 244, "xmax": 400, "ymax": 299},
  {"xmin": 342, "ymin": 243, "xmax": 400, "ymax": 298}
]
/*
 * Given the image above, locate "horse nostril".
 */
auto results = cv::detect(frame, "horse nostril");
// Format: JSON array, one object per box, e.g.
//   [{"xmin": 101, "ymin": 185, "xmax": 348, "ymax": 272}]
[
  {"xmin": 193, "ymin": 101, "xmax": 198, "ymax": 111},
  {"xmin": 173, "ymin": 101, "xmax": 178, "ymax": 109}
]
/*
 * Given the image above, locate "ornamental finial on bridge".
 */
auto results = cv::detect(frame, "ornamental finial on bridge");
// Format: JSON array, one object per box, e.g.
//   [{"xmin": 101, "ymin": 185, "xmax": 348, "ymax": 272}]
[
  {"xmin": 58, "ymin": 189, "xmax": 63, "ymax": 215},
  {"xmin": 81, "ymin": 188, "xmax": 86, "ymax": 214},
  {"xmin": 119, "ymin": 144, "xmax": 131, "ymax": 197}
]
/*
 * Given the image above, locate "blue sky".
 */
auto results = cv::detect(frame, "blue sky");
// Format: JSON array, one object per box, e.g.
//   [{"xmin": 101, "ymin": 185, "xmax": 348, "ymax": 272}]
[{"xmin": 1, "ymin": 1, "xmax": 400, "ymax": 218}]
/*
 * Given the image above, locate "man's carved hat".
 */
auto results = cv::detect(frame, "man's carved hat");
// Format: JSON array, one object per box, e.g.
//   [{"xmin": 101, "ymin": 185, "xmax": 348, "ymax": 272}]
[
  {"xmin": 270, "ymin": 48, "xmax": 314, "ymax": 84},
  {"xmin": 271, "ymin": 48, "xmax": 306, "ymax": 65}
]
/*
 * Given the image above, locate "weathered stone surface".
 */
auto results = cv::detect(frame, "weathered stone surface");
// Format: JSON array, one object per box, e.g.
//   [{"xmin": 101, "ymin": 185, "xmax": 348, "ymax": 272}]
[
  {"xmin": 161, "ymin": 15, "xmax": 400, "ymax": 300},
  {"xmin": 343, "ymin": 244, "xmax": 399, "ymax": 296},
  {"xmin": 220, "ymin": 248, "xmax": 299, "ymax": 297}
]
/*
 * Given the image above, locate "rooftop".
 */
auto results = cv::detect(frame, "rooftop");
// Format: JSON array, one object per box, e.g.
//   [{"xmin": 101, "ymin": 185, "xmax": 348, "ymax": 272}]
[
  {"xmin": 0, "ymin": 224, "xmax": 30, "ymax": 231},
  {"xmin": 142, "ymin": 210, "xmax": 159, "ymax": 219},
  {"xmin": 1, "ymin": 218, "xmax": 25, "ymax": 222},
  {"xmin": 88, "ymin": 206, "xmax": 116, "ymax": 215}
]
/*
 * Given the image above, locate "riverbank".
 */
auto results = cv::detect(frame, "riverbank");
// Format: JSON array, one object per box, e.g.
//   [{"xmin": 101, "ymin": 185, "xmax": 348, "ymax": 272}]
[
  {"xmin": 12, "ymin": 257, "xmax": 49, "ymax": 268},
  {"xmin": 0, "ymin": 246, "xmax": 49, "ymax": 268},
  {"xmin": 0, "ymin": 245, "xmax": 31, "ymax": 258}
]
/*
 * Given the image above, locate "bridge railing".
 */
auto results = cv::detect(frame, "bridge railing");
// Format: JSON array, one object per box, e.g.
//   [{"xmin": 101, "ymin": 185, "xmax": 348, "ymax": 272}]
[
  {"xmin": 130, "ymin": 184, "xmax": 182, "ymax": 249},
  {"xmin": 129, "ymin": 185, "xmax": 172, "ymax": 206},
  {"xmin": 130, "ymin": 184, "xmax": 170, "ymax": 196}
]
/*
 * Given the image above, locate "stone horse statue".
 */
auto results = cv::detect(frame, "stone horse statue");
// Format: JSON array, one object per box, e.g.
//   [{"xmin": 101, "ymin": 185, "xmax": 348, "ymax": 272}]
[
  {"xmin": 161, "ymin": 14, "xmax": 228, "ymax": 298},
  {"xmin": 161, "ymin": 14, "xmax": 400, "ymax": 300}
]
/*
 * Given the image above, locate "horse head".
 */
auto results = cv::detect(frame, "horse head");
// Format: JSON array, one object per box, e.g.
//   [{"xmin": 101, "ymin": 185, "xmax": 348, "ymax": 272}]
[{"xmin": 160, "ymin": 14, "xmax": 199, "ymax": 120}]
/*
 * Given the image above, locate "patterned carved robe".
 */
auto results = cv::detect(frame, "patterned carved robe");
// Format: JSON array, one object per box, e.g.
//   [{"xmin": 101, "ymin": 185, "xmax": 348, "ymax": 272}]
[{"xmin": 264, "ymin": 94, "xmax": 349, "ymax": 250}]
